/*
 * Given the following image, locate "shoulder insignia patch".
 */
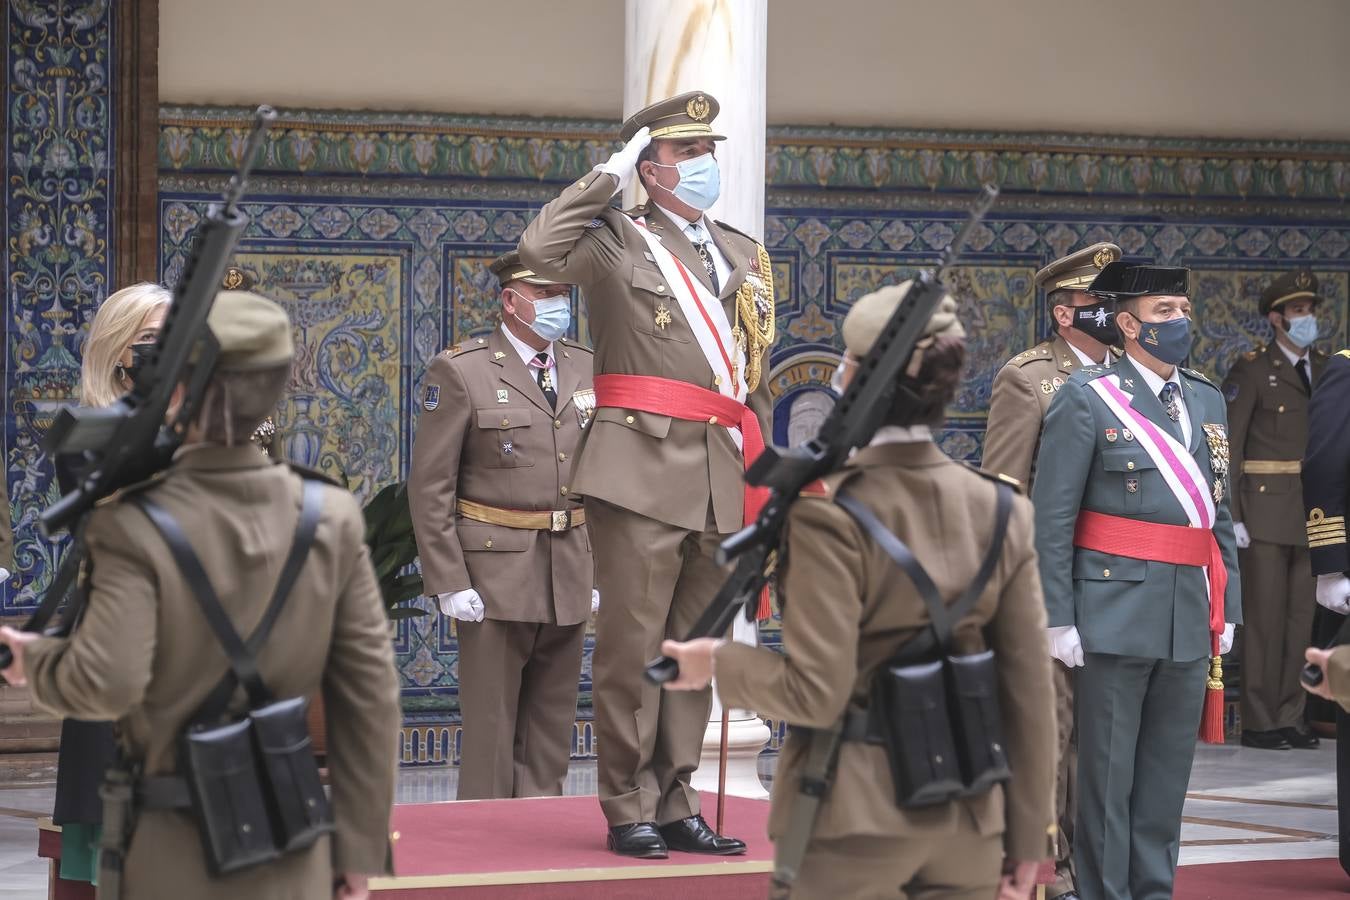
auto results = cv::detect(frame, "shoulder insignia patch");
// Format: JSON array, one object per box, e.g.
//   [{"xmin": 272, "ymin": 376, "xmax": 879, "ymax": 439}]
[{"xmin": 423, "ymin": 383, "xmax": 440, "ymax": 411}]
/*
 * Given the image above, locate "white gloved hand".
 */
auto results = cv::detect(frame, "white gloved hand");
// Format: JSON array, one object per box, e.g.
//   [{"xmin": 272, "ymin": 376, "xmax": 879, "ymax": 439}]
[
  {"xmin": 0, "ymin": 568, "xmax": 10, "ymax": 582},
  {"xmin": 1232, "ymin": 522, "xmax": 1251, "ymax": 549},
  {"xmin": 1047, "ymin": 625, "xmax": 1084, "ymax": 668},
  {"xmin": 591, "ymin": 589, "xmax": 600, "ymax": 615},
  {"xmin": 437, "ymin": 589, "xmax": 485, "ymax": 623},
  {"xmin": 1316, "ymin": 573, "xmax": 1350, "ymax": 615},
  {"xmin": 595, "ymin": 126, "xmax": 652, "ymax": 193},
  {"xmin": 1219, "ymin": 622, "xmax": 1235, "ymax": 655}
]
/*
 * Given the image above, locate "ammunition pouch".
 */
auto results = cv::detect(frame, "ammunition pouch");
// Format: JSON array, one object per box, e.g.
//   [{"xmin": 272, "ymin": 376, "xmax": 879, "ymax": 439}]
[
  {"xmin": 132, "ymin": 478, "xmax": 332, "ymax": 877},
  {"xmin": 835, "ymin": 484, "xmax": 1013, "ymax": 809}
]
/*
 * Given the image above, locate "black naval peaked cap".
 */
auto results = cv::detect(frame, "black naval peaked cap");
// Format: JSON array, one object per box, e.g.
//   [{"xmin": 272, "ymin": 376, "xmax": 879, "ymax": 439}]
[
  {"xmin": 1087, "ymin": 261, "xmax": 1190, "ymax": 301},
  {"xmin": 620, "ymin": 90, "xmax": 727, "ymax": 142},
  {"xmin": 1259, "ymin": 268, "xmax": 1321, "ymax": 315}
]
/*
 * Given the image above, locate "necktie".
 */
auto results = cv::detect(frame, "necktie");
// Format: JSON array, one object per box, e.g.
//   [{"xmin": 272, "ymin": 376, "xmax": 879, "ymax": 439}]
[
  {"xmin": 687, "ymin": 224, "xmax": 720, "ymax": 294},
  {"xmin": 1296, "ymin": 358, "xmax": 1311, "ymax": 393},
  {"xmin": 1159, "ymin": 382, "xmax": 1181, "ymax": 422},
  {"xmin": 531, "ymin": 351, "xmax": 557, "ymax": 409}
]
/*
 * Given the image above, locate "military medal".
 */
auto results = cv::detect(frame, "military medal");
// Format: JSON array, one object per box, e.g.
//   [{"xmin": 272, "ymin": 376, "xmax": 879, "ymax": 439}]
[
  {"xmin": 497, "ymin": 389, "xmax": 509, "ymax": 404},
  {"xmin": 654, "ymin": 302, "xmax": 673, "ymax": 329},
  {"xmin": 501, "ymin": 441, "xmax": 514, "ymax": 455},
  {"xmin": 423, "ymin": 384, "xmax": 440, "ymax": 411},
  {"xmin": 1051, "ymin": 376, "xmax": 1064, "ymax": 391},
  {"xmin": 1105, "ymin": 428, "xmax": 1118, "ymax": 443},
  {"xmin": 1122, "ymin": 428, "xmax": 1135, "ymax": 442},
  {"xmin": 1201, "ymin": 423, "xmax": 1230, "ymax": 503},
  {"xmin": 571, "ymin": 387, "xmax": 596, "ymax": 428},
  {"xmin": 1040, "ymin": 379, "xmax": 1053, "ymax": 394},
  {"xmin": 734, "ymin": 244, "xmax": 776, "ymax": 392}
]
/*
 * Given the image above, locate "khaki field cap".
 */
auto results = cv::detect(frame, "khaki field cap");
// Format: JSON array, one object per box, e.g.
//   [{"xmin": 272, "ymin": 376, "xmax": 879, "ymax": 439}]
[
  {"xmin": 843, "ymin": 281, "xmax": 965, "ymax": 364},
  {"xmin": 489, "ymin": 250, "xmax": 563, "ymax": 288},
  {"xmin": 1260, "ymin": 268, "xmax": 1321, "ymax": 315},
  {"xmin": 1035, "ymin": 242, "xmax": 1122, "ymax": 292},
  {"xmin": 206, "ymin": 290, "xmax": 293, "ymax": 370},
  {"xmin": 620, "ymin": 90, "xmax": 727, "ymax": 142}
]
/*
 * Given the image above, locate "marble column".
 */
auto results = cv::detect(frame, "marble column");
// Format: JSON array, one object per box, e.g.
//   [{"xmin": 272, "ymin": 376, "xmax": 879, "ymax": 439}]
[{"xmin": 624, "ymin": 0, "xmax": 771, "ymax": 801}]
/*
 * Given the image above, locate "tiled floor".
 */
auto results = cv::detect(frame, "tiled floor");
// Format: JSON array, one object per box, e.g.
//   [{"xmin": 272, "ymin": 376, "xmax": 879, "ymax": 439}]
[{"xmin": 0, "ymin": 744, "xmax": 1342, "ymax": 898}]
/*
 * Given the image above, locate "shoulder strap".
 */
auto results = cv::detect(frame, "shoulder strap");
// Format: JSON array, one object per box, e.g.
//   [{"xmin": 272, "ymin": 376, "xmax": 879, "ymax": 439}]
[
  {"xmin": 834, "ymin": 482, "xmax": 1013, "ymax": 650},
  {"xmin": 134, "ymin": 479, "xmax": 326, "ymax": 718}
]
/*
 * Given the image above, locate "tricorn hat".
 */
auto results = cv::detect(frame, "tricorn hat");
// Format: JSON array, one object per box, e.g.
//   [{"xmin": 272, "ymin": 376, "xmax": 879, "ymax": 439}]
[{"xmin": 1087, "ymin": 261, "xmax": 1190, "ymax": 301}]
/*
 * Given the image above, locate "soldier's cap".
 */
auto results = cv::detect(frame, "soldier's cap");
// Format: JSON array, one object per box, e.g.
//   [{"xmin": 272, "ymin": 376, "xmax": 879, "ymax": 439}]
[
  {"xmin": 620, "ymin": 90, "xmax": 726, "ymax": 143},
  {"xmin": 843, "ymin": 281, "xmax": 965, "ymax": 362},
  {"xmin": 1260, "ymin": 268, "xmax": 1321, "ymax": 315},
  {"xmin": 207, "ymin": 290, "xmax": 293, "ymax": 370},
  {"xmin": 1036, "ymin": 242, "xmax": 1122, "ymax": 293},
  {"xmin": 1087, "ymin": 261, "xmax": 1190, "ymax": 301},
  {"xmin": 489, "ymin": 251, "xmax": 567, "ymax": 289}
]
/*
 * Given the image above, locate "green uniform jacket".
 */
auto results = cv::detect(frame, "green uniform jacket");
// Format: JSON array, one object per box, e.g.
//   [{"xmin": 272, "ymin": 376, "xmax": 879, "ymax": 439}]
[{"xmin": 1031, "ymin": 354, "xmax": 1242, "ymax": 662}]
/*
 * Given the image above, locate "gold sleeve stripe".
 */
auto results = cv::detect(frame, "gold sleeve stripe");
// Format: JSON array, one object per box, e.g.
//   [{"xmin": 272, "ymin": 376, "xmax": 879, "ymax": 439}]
[{"xmin": 1310, "ymin": 537, "xmax": 1348, "ymax": 548}]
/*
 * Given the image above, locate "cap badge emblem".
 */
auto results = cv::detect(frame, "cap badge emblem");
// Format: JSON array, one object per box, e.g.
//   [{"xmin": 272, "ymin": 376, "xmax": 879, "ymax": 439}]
[
  {"xmin": 1296, "ymin": 271, "xmax": 1312, "ymax": 289},
  {"xmin": 1093, "ymin": 247, "xmax": 1115, "ymax": 269},
  {"xmin": 687, "ymin": 94, "xmax": 711, "ymax": 121},
  {"xmin": 222, "ymin": 267, "xmax": 246, "ymax": 290}
]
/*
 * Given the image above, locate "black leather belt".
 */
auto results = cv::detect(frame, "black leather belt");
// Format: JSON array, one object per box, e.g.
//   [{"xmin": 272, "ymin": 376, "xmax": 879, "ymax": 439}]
[{"xmin": 136, "ymin": 774, "xmax": 193, "ymax": 810}]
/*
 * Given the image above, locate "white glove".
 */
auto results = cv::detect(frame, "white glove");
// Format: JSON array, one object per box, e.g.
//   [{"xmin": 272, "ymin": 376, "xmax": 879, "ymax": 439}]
[
  {"xmin": 437, "ymin": 589, "xmax": 485, "ymax": 622},
  {"xmin": 1233, "ymin": 522, "xmax": 1251, "ymax": 549},
  {"xmin": 0, "ymin": 568, "xmax": 9, "ymax": 582},
  {"xmin": 590, "ymin": 589, "xmax": 600, "ymax": 615},
  {"xmin": 1219, "ymin": 622, "xmax": 1235, "ymax": 655},
  {"xmin": 595, "ymin": 126, "xmax": 652, "ymax": 193},
  {"xmin": 1316, "ymin": 574, "xmax": 1350, "ymax": 615},
  {"xmin": 1047, "ymin": 625, "xmax": 1084, "ymax": 668}
]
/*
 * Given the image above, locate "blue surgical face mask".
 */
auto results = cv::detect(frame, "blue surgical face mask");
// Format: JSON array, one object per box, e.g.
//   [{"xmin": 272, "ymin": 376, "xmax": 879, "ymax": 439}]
[
  {"xmin": 1283, "ymin": 313, "xmax": 1319, "ymax": 349},
  {"xmin": 1131, "ymin": 313, "xmax": 1192, "ymax": 366},
  {"xmin": 650, "ymin": 153, "xmax": 721, "ymax": 211},
  {"xmin": 513, "ymin": 292, "xmax": 571, "ymax": 342}
]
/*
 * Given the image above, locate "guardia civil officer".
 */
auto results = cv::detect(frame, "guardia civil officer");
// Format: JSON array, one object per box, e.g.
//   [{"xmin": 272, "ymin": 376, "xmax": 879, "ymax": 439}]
[
  {"xmin": 1033, "ymin": 262, "xmax": 1241, "ymax": 900},
  {"xmin": 408, "ymin": 251, "xmax": 595, "ymax": 800},
  {"xmin": 520, "ymin": 90, "xmax": 774, "ymax": 858},
  {"xmin": 982, "ymin": 241, "xmax": 1120, "ymax": 900},
  {"xmin": 1, "ymin": 291, "xmax": 401, "ymax": 900},
  {"xmin": 1222, "ymin": 269, "xmax": 1327, "ymax": 750},
  {"xmin": 663, "ymin": 284, "xmax": 1056, "ymax": 898}
]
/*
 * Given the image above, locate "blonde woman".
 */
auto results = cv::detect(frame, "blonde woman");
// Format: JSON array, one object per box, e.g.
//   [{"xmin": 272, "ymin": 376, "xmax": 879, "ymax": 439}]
[{"xmin": 53, "ymin": 282, "xmax": 170, "ymax": 891}]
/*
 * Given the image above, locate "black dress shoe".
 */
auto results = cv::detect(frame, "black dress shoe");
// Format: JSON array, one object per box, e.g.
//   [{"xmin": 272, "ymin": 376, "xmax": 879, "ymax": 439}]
[
  {"xmin": 658, "ymin": 814, "xmax": 747, "ymax": 855},
  {"xmin": 1241, "ymin": 729, "xmax": 1292, "ymax": 750},
  {"xmin": 1279, "ymin": 726, "xmax": 1321, "ymax": 749},
  {"xmin": 607, "ymin": 822, "xmax": 668, "ymax": 859}
]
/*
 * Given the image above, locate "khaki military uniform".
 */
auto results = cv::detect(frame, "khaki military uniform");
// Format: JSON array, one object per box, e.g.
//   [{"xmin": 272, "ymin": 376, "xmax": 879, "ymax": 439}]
[
  {"xmin": 520, "ymin": 177, "xmax": 773, "ymax": 827},
  {"xmin": 1224, "ymin": 342, "xmax": 1327, "ymax": 733},
  {"xmin": 408, "ymin": 326, "xmax": 594, "ymax": 800},
  {"xmin": 714, "ymin": 442, "xmax": 1057, "ymax": 898},
  {"xmin": 24, "ymin": 446, "xmax": 400, "ymax": 900}
]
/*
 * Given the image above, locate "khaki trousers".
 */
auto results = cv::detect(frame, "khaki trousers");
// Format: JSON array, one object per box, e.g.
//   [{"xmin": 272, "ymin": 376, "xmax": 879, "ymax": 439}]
[
  {"xmin": 1051, "ymin": 660, "xmax": 1078, "ymax": 897},
  {"xmin": 793, "ymin": 828, "xmax": 1003, "ymax": 899},
  {"xmin": 1238, "ymin": 541, "xmax": 1316, "ymax": 732},
  {"xmin": 588, "ymin": 499, "xmax": 729, "ymax": 826},
  {"xmin": 455, "ymin": 617, "xmax": 587, "ymax": 800}
]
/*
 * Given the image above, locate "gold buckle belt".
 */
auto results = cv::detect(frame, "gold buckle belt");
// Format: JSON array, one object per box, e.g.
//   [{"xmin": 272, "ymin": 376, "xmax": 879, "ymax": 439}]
[
  {"xmin": 1242, "ymin": 460, "xmax": 1302, "ymax": 475},
  {"xmin": 456, "ymin": 498, "xmax": 585, "ymax": 532}
]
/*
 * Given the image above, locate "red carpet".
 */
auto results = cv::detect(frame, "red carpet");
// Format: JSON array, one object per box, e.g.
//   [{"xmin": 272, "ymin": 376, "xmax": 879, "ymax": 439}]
[
  {"xmin": 374, "ymin": 792, "xmax": 771, "ymax": 898},
  {"xmin": 1176, "ymin": 857, "xmax": 1350, "ymax": 898}
]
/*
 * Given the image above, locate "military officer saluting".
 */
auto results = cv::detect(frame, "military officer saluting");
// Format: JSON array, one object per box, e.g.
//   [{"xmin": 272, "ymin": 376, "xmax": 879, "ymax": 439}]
[
  {"xmin": 1300, "ymin": 345, "xmax": 1350, "ymax": 873},
  {"xmin": 984, "ymin": 241, "xmax": 1120, "ymax": 900},
  {"xmin": 1033, "ymin": 262, "xmax": 1241, "ymax": 900},
  {"xmin": 1221, "ymin": 268, "xmax": 1328, "ymax": 750},
  {"xmin": 408, "ymin": 250, "xmax": 595, "ymax": 801},
  {"xmin": 520, "ymin": 91, "xmax": 773, "ymax": 858}
]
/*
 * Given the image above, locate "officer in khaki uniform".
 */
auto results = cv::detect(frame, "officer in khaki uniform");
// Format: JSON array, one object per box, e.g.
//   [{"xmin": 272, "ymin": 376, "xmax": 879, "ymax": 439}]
[
  {"xmin": 1222, "ymin": 269, "xmax": 1328, "ymax": 750},
  {"xmin": 0, "ymin": 291, "xmax": 401, "ymax": 900},
  {"xmin": 520, "ymin": 91, "xmax": 773, "ymax": 857},
  {"xmin": 408, "ymin": 251, "xmax": 595, "ymax": 801},
  {"xmin": 662, "ymin": 285, "xmax": 1056, "ymax": 898},
  {"xmin": 983, "ymin": 241, "xmax": 1119, "ymax": 900}
]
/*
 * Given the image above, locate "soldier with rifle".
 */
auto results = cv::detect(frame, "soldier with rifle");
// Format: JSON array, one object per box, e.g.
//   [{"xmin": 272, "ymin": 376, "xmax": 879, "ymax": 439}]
[{"xmin": 0, "ymin": 108, "xmax": 400, "ymax": 900}]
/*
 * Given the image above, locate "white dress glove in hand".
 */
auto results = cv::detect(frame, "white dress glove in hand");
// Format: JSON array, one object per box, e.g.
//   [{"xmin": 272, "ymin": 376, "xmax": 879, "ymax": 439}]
[
  {"xmin": 595, "ymin": 126, "xmax": 652, "ymax": 194},
  {"xmin": 1047, "ymin": 625, "xmax": 1085, "ymax": 668},
  {"xmin": 1219, "ymin": 622, "xmax": 1235, "ymax": 655},
  {"xmin": 437, "ymin": 589, "xmax": 485, "ymax": 623},
  {"xmin": 0, "ymin": 568, "xmax": 9, "ymax": 582},
  {"xmin": 1232, "ymin": 522, "xmax": 1251, "ymax": 549},
  {"xmin": 1316, "ymin": 573, "xmax": 1350, "ymax": 615},
  {"xmin": 591, "ymin": 589, "xmax": 600, "ymax": 615}
]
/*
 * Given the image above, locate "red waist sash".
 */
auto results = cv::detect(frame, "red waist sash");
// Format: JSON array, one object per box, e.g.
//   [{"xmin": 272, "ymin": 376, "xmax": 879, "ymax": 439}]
[{"xmin": 1073, "ymin": 509, "xmax": 1227, "ymax": 640}]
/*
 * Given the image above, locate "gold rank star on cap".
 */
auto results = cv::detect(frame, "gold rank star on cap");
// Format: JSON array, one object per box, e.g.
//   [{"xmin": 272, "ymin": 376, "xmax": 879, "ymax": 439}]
[
  {"xmin": 620, "ymin": 90, "xmax": 728, "ymax": 142},
  {"xmin": 1035, "ymin": 242, "xmax": 1122, "ymax": 292}
]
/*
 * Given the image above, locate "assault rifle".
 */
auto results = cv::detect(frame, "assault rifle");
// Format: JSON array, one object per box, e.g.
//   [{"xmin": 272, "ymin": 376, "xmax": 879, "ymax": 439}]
[
  {"xmin": 645, "ymin": 184, "xmax": 1000, "ymax": 685},
  {"xmin": 0, "ymin": 105, "xmax": 276, "ymax": 671}
]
